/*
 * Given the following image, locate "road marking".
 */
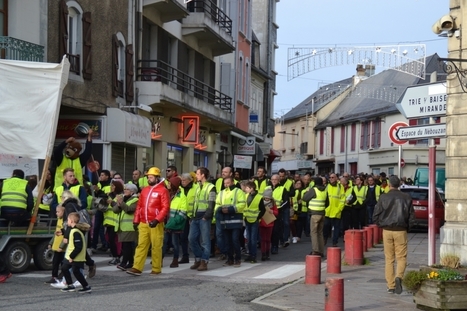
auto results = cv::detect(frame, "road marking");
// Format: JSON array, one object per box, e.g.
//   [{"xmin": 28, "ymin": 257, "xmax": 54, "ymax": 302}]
[
  {"xmin": 254, "ymin": 264, "xmax": 304, "ymax": 279},
  {"xmin": 17, "ymin": 273, "xmax": 48, "ymax": 278},
  {"xmin": 201, "ymin": 264, "xmax": 256, "ymax": 277}
]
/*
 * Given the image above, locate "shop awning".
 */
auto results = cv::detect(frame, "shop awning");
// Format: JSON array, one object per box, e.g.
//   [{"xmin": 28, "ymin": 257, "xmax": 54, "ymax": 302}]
[
  {"xmin": 270, "ymin": 148, "xmax": 282, "ymax": 158},
  {"xmin": 107, "ymin": 108, "xmax": 152, "ymax": 147}
]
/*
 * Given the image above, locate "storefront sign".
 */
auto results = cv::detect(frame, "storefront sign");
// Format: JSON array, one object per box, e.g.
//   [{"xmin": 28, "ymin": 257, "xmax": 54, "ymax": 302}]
[
  {"xmin": 182, "ymin": 116, "xmax": 199, "ymax": 144},
  {"xmin": 233, "ymin": 155, "xmax": 252, "ymax": 169},
  {"xmin": 107, "ymin": 108, "xmax": 151, "ymax": 147},
  {"xmin": 56, "ymin": 119, "xmax": 102, "ymax": 140},
  {"xmin": 236, "ymin": 136, "xmax": 255, "ymax": 155}
]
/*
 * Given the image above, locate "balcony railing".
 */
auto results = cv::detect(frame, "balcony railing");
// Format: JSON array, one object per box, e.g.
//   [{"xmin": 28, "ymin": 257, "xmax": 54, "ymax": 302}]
[
  {"xmin": 137, "ymin": 60, "xmax": 232, "ymax": 112},
  {"xmin": 0, "ymin": 36, "xmax": 44, "ymax": 62},
  {"xmin": 67, "ymin": 53, "xmax": 80, "ymax": 75},
  {"xmin": 187, "ymin": 0, "xmax": 232, "ymax": 35}
]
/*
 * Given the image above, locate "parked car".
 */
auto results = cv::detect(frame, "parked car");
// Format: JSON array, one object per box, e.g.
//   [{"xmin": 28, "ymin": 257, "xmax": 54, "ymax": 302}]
[{"xmin": 399, "ymin": 185, "xmax": 445, "ymax": 228}]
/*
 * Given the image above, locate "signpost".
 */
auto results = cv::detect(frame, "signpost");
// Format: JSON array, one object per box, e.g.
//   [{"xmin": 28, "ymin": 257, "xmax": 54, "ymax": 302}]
[
  {"xmin": 395, "ymin": 82, "xmax": 446, "ymax": 119},
  {"xmin": 396, "ymin": 81, "xmax": 447, "ymax": 267},
  {"xmin": 395, "ymin": 123, "xmax": 446, "ymax": 140}
]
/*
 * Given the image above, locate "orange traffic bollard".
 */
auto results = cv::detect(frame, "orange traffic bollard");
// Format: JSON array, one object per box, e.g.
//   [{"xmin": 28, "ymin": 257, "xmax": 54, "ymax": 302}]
[
  {"xmin": 325, "ymin": 277, "xmax": 344, "ymax": 311},
  {"xmin": 361, "ymin": 228, "xmax": 368, "ymax": 252},
  {"xmin": 326, "ymin": 247, "xmax": 341, "ymax": 274},
  {"xmin": 305, "ymin": 255, "xmax": 321, "ymax": 284},
  {"xmin": 364, "ymin": 227, "xmax": 373, "ymax": 249},
  {"xmin": 369, "ymin": 224, "xmax": 379, "ymax": 245}
]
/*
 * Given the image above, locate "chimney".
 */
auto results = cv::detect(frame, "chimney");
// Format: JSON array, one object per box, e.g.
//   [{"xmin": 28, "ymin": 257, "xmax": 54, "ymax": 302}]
[
  {"xmin": 365, "ymin": 64, "xmax": 375, "ymax": 77},
  {"xmin": 356, "ymin": 64, "xmax": 366, "ymax": 76}
]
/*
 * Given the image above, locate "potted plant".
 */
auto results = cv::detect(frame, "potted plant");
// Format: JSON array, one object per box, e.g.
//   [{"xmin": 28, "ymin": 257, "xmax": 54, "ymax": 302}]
[{"xmin": 403, "ymin": 254, "xmax": 467, "ymax": 310}]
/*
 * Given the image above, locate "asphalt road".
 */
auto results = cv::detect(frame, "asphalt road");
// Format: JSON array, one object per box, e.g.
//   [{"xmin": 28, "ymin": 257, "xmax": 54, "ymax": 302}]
[{"xmin": 1, "ymin": 236, "xmax": 317, "ymax": 311}]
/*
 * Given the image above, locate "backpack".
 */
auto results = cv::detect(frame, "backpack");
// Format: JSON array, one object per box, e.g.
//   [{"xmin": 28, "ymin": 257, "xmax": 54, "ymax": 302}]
[{"xmin": 73, "ymin": 206, "xmax": 92, "ymax": 225}]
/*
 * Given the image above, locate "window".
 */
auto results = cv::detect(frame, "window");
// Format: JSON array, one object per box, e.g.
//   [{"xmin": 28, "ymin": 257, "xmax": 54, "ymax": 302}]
[
  {"xmin": 112, "ymin": 33, "xmax": 133, "ymax": 102},
  {"xmin": 409, "ymin": 118, "xmax": 441, "ymax": 145},
  {"xmin": 371, "ymin": 118, "xmax": 382, "ymax": 149},
  {"xmin": 388, "ymin": 167, "xmax": 394, "ymax": 175},
  {"xmin": 59, "ymin": 0, "xmax": 92, "ymax": 79},
  {"xmin": 330, "ymin": 127, "xmax": 335, "ymax": 154},
  {"xmin": 238, "ymin": 55, "xmax": 243, "ymax": 102},
  {"xmin": 360, "ymin": 122, "xmax": 370, "ymax": 150}
]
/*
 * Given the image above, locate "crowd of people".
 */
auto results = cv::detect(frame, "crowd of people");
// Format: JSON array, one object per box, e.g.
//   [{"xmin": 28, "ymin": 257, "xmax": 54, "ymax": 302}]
[{"xmin": 0, "ymin": 136, "xmax": 414, "ymax": 294}]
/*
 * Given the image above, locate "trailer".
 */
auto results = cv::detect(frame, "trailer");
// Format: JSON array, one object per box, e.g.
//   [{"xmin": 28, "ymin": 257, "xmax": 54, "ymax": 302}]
[{"xmin": 0, "ymin": 216, "xmax": 55, "ymax": 273}]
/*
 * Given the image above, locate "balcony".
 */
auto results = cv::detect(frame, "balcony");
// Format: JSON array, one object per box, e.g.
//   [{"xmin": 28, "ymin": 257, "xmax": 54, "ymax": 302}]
[
  {"xmin": 136, "ymin": 60, "xmax": 232, "ymax": 122},
  {"xmin": 0, "ymin": 36, "xmax": 44, "ymax": 62},
  {"xmin": 143, "ymin": 0, "xmax": 188, "ymax": 23},
  {"xmin": 182, "ymin": 0, "xmax": 234, "ymax": 56}
]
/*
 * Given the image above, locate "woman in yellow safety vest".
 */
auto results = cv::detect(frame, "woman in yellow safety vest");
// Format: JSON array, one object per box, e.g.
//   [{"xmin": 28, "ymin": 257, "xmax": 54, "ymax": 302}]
[
  {"xmin": 113, "ymin": 183, "xmax": 139, "ymax": 271},
  {"xmin": 243, "ymin": 181, "xmax": 266, "ymax": 263}
]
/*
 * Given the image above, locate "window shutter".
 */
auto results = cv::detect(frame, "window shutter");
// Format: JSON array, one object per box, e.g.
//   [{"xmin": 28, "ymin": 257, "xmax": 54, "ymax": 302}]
[
  {"xmin": 82, "ymin": 12, "xmax": 92, "ymax": 80},
  {"xmin": 331, "ymin": 127, "xmax": 334, "ymax": 154},
  {"xmin": 370, "ymin": 120, "xmax": 376, "ymax": 148},
  {"xmin": 409, "ymin": 119, "xmax": 417, "ymax": 144},
  {"xmin": 319, "ymin": 129, "xmax": 324, "ymax": 155},
  {"xmin": 360, "ymin": 123, "xmax": 364, "ymax": 149},
  {"xmin": 351, "ymin": 123, "xmax": 356, "ymax": 151},
  {"xmin": 125, "ymin": 44, "xmax": 134, "ymax": 103},
  {"xmin": 59, "ymin": 0, "xmax": 68, "ymax": 60},
  {"xmin": 340, "ymin": 126, "xmax": 345, "ymax": 153},
  {"xmin": 434, "ymin": 117, "xmax": 441, "ymax": 145},
  {"xmin": 376, "ymin": 119, "xmax": 381, "ymax": 147},
  {"xmin": 111, "ymin": 34, "xmax": 119, "ymax": 98}
]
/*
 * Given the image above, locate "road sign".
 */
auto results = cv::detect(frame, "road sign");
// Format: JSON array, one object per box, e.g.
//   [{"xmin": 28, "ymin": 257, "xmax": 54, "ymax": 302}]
[
  {"xmin": 388, "ymin": 121, "xmax": 409, "ymax": 145},
  {"xmin": 395, "ymin": 123, "xmax": 446, "ymax": 140},
  {"xmin": 400, "ymin": 158, "xmax": 405, "ymax": 168},
  {"xmin": 396, "ymin": 82, "xmax": 446, "ymax": 119}
]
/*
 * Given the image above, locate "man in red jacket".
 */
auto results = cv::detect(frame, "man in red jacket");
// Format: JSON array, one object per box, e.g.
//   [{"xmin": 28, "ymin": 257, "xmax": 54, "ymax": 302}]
[{"xmin": 127, "ymin": 167, "xmax": 170, "ymax": 276}]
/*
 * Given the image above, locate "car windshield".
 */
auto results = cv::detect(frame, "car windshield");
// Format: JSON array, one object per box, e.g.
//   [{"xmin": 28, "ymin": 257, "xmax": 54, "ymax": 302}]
[{"xmin": 400, "ymin": 189, "xmax": 429, "ymax": 200}]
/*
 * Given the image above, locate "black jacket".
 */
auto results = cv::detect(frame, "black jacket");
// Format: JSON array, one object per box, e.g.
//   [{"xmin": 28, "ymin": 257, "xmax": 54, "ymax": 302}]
[{"xmin": 373, "ymin": 189, "xmax": 415, "ymax": 231}]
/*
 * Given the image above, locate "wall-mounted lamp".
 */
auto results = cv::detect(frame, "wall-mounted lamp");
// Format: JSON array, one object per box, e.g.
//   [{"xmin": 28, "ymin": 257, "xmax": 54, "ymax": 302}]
[
  {"xmin": 150, "ymin": 111, "xmax": 164, "ymax": 117},
  {"xmin": 170, "ymin": 117, "xmax": 183, "ymax": 123},
  {"xmin": 278, "ymin": 131, "xmax": 298, "ymax": 136},
  {"xmin": 121, "ymin": 104, "xmax": 152, "ymax": 112}
]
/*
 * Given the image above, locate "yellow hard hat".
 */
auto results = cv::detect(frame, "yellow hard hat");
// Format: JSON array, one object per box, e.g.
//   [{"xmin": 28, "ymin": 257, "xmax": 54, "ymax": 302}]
[{"xmin": 145, "ymin": 167, "xmax": 161, "ymax": 176}]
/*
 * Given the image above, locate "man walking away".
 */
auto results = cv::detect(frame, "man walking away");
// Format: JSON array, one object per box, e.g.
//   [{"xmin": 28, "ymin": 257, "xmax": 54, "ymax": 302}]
[{"xmin": 373, "ymin": 175, "xmax": 414, "ymax": 295}]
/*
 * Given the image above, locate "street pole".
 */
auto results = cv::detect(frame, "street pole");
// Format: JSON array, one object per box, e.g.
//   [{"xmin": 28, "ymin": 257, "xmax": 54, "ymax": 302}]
[{"xmin": 428, "ymin": 71, "xmax": 437, "ymax": 266}]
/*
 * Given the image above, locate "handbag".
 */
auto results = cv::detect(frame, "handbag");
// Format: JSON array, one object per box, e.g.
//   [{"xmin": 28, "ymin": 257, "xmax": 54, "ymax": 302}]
[{"xmin": 165, "ymin": 210, "xmax": 186, "ymax": 231}]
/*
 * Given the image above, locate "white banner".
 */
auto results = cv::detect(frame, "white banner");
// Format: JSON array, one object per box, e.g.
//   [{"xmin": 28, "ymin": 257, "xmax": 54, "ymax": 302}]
[
  {"xmin": 0, "ymin": 154, "xmax": 39, "ymax": 179},
  {"xmin": 233, "ymin": 155, "xmax": 253, "ymax": 169},
  {"xmin": 0, "ymin": 57, "xmax": 70, "ymax": 159}
]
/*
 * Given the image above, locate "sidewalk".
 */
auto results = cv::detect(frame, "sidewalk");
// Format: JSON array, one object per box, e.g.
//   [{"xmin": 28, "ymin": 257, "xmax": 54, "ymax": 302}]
[{"xmin": 253, "ymin": 232, "xmax": 438, "ymax": 311}]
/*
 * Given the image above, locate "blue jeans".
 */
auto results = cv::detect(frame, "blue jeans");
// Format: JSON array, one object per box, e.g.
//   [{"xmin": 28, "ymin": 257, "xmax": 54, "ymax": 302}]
[
  {"xmin": 164, "ymin": 231, "xmax": 180, "ymax": 259},
  {"xmin": 323, "ymin": 217, "xmax": 341, "ymax": 245},
  {"xmin": 224, "ymin": 228, "xmax": 242, "ymax": 261},
  {"xmin": 367, "ymin": 205, "xmax": 375, "ymax": 224},
  {"xmin": 215, "ymin": 217, "xmax": 227, "ymax": 255},
  {"xmin": 245, "ymin": 222, "xmax": 259, "ymax": 259},
  {"xmin": 188, "ymin": 218, "xmax": 211, "ymax": 261}
]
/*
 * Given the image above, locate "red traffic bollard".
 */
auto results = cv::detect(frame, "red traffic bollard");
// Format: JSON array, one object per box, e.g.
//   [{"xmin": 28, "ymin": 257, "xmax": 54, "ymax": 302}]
[
  {"xmin": 325, "ymin": 277, "xmax": 344, "ymax": 311},
  {"xmin": 361, "ymin": 229, "xmax": 367, "ymax": 252},
  {"xmin": 344, "ymin": 230, "xmax": 363, "ymax": 265},
  {"xmin": 327, "ymin": 247, "xmax": 341, "ymax": 274},
  {"xmin": 369, "ymin": 224, "xmax": 379, "ymax": 245},
  {"xmin": 364, "ymin": 227, "xmax": 373, "ymax": 249},
  {"xmin": 305, "ymin": 255, "xmax": 321, "ymax": 284}
]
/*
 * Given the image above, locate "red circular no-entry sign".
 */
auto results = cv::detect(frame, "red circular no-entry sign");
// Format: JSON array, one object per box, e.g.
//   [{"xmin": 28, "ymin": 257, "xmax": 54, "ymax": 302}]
[
  {"xmin": 400, "ymin": 158, "xmax": 405, "ymax": 168},
  {"xmin": 388, "ymin": 122, "xmax": 409, "ymax": 145}
]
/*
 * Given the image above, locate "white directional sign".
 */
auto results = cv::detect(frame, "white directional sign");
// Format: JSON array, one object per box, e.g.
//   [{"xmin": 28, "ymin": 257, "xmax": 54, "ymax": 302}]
[
  {"xmin": 395, "ymin": 123, "xmax": 446, "ymax": 140},
  {"xmin": 396, "ymin": 82, "xmax": 447, "ymax": 119}
]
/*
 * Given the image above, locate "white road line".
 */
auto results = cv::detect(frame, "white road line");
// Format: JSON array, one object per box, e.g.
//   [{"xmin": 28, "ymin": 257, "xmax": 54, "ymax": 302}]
[
  {"xmin": 17, "ymin": 273, "xmax": 48, "ymax": 278},
  {"xmin": 201, "ymin": 264, "xmax": 256, "ymax": 277},
  {"xmin": 254, "ymin": 264, "xmax": 305, "ymax": 279}
]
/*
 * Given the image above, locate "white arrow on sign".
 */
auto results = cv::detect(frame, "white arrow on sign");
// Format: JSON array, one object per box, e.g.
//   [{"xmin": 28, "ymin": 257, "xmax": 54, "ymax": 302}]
[
  {"xmin": 395, "ymin": 123, "xmax": 446, "ymax": 140},
  {"xmin": 396, "ymin": 82, "xmax": 447, "ymax": 119}
]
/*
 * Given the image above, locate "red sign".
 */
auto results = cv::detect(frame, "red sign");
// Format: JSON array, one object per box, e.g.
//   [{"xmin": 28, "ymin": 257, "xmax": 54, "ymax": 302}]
[
  {"xmin": 400, "ymin": 158, "xmax": 405, "ymax": 168},
  {"xmin": 181, "ymin": 116, "xmax": 199, "ymax": 144},
  {"xmin": 388, "ymin": 122, "xmax": 408, "ymax": 145},
  {"xmin": 56, "ymin": 119, "xmax": 102, "ymax": 140}
]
